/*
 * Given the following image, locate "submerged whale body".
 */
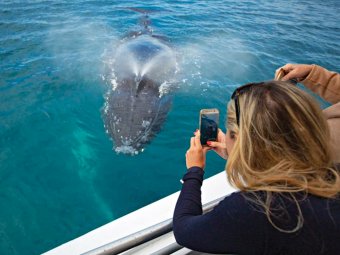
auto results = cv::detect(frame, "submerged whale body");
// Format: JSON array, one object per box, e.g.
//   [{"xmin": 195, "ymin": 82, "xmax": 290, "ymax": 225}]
[{"xmin": 103, "ymin": 34, "xmax": 177, "ymax": 155}]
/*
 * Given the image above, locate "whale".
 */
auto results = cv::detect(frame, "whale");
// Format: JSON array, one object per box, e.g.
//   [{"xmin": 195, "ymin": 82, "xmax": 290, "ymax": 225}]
[{"xmin": 103, "ymin": 10, "xmax": 177, "ymax": 154}]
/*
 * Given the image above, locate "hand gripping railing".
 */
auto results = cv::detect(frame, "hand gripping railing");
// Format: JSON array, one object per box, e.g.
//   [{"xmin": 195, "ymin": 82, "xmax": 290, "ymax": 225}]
[{"xmin": 84, "ymin": 195, "xmax": 226, "ymax": 255}]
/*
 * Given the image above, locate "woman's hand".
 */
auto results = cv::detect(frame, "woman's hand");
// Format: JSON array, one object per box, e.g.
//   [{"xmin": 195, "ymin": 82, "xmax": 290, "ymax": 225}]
[
  {"xmin": 275, "ymin": 64, "xmax": 313, "ymax": 82},
  {"xmin": 185, "ymin": 130, "xmax": 209, "ymax": 169},
  {"xmin": 207, "ymin": 129, "xmax": 228, "ymax": 160}
]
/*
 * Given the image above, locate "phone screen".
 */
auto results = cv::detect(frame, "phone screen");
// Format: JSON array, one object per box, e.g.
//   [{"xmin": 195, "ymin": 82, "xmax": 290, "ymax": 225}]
[{"xmin": 200, "ymin": 111, "xmax": 219, "ymax": 145}]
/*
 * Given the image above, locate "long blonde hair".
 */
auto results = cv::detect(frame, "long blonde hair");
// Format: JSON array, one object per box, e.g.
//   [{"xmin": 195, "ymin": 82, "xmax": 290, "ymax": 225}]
[{"xmin": 226, "ymin": 81, "xmax": 340, "ymax": 232}]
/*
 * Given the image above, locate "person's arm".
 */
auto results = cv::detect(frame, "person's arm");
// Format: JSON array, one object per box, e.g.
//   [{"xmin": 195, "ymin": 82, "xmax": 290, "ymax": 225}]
[
  {"xmin": 173, "ymin": 167, "xmax": 224, "ymax": 253},
  {"xmin": 301, "ymin": 65, "xmax": 340, "ymax": 104},
  {"xmin": 276, "ymin": 64, "xmax": 340, "ymax": 104},
  {"xmin": 173, "ymin": 168, "xmax": 264, "ymax": 254}
]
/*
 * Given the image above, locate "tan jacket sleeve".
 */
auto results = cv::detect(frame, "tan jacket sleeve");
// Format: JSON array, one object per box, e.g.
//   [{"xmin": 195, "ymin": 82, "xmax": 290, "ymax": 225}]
[
  {"xmin": 302, "ymin": 65, "xmax": 340, "ymax": 163},
  {"xmin": 301, "ymin": 64, "xmax": 340, "ymax": 104}
]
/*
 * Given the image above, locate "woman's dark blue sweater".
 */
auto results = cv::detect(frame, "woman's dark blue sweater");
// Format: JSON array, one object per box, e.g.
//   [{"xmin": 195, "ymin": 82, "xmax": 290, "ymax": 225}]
[{"xmin": 173, "ymin": 167, "xmax": 340, "ymax": 255}]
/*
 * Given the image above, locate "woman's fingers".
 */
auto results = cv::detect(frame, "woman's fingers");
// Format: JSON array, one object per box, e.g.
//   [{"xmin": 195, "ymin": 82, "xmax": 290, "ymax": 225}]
[
  {"xmin": 186, "ymin": 130, "xmax": 205, "ymax": 169},
  {"xmin": 207, "ymin": 140, "xmax": 228, "ymax": 160},
  {"xmin": 281, "ymin": 63, "xmax": 295, "ymax": 72},
  {"xmin": 275, "ymin": 64, "xmax": 312, "ymax": 82},
  {"xmin": 202, "ymin": 146, "xmax": 211, "ymax": 155},
  {"xmin": 194, "ymin": 129, "xmax": 201, "ymax": 147},
  {"xmin": 190, "ymin": 137, "xmax": 195, "ymax": 148},
  {"xmin": 275, "ymin": 64, "xmax": 295, "ymax": 80},
  {"xmin": 217, "ymin": 129, "xmax": 226, "ymax": 141},
  {"xmin": 277, "ymin": 63, "xmax": 295, "ymax": 74},
  {"xmin": 207, "ymin": 141, "xmax": 226, "ymax": 149},
  {"xmin": 281, "ymin": 69, "xmax": 299, "ymax": 81}
]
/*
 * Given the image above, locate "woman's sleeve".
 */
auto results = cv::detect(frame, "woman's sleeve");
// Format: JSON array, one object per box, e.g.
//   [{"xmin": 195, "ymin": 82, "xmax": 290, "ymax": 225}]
[
  {"xmin": 302, "ymin": 65, "xmax": 340, "ymax": 162},
  {"xmin": 301, "ymin": 65, "xmax": 340, "ymax": 104},
  {"xmin": 173, "ymin": 167, "xmax": 264, "ymax": 254}
]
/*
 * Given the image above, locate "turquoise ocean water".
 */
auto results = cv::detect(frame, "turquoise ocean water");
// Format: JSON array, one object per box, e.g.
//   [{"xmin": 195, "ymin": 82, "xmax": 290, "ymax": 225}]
[{"xmin": 0, "ymin": 1, "xmax": 339, "ymax": 254}]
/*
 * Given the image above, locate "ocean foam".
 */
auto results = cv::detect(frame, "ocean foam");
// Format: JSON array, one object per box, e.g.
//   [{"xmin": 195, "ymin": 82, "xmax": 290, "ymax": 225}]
[{"xmin": 115, "ymin": 145, "xmax": 139, "ymax": 155}]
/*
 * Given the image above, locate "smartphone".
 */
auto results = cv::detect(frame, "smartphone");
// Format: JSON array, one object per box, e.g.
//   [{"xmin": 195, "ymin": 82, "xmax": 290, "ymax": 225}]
[{"xmin": 199, "ymin": 108, "xmax": 219, "ymax": 146}]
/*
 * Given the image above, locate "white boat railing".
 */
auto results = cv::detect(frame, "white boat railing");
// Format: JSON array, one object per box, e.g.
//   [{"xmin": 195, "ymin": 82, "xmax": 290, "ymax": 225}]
[{"xmin": 85, "ymin": 196, "xmax": 226, "ymax": 255}]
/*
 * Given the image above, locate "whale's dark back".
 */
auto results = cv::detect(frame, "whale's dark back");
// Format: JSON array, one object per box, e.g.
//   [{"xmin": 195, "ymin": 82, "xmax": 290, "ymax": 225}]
[
  {"xmin": 103, "ymin": 34, "xmax": 176, "ymax": 154},
  {"xmin": 103, "ymin": 76, "xmax": 172, "ymax": 154}
]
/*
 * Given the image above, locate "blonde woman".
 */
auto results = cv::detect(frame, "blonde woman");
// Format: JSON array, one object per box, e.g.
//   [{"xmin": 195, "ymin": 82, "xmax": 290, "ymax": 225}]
[{"xmin": 173, "ymin": 81, "xmax": 340, "ymax": 255}]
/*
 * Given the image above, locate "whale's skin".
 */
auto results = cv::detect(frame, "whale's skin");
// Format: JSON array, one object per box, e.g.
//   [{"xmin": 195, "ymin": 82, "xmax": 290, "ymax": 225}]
[{"xmin": 103, "ymin": 35, "xmax": 176, "ymax": 154}]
